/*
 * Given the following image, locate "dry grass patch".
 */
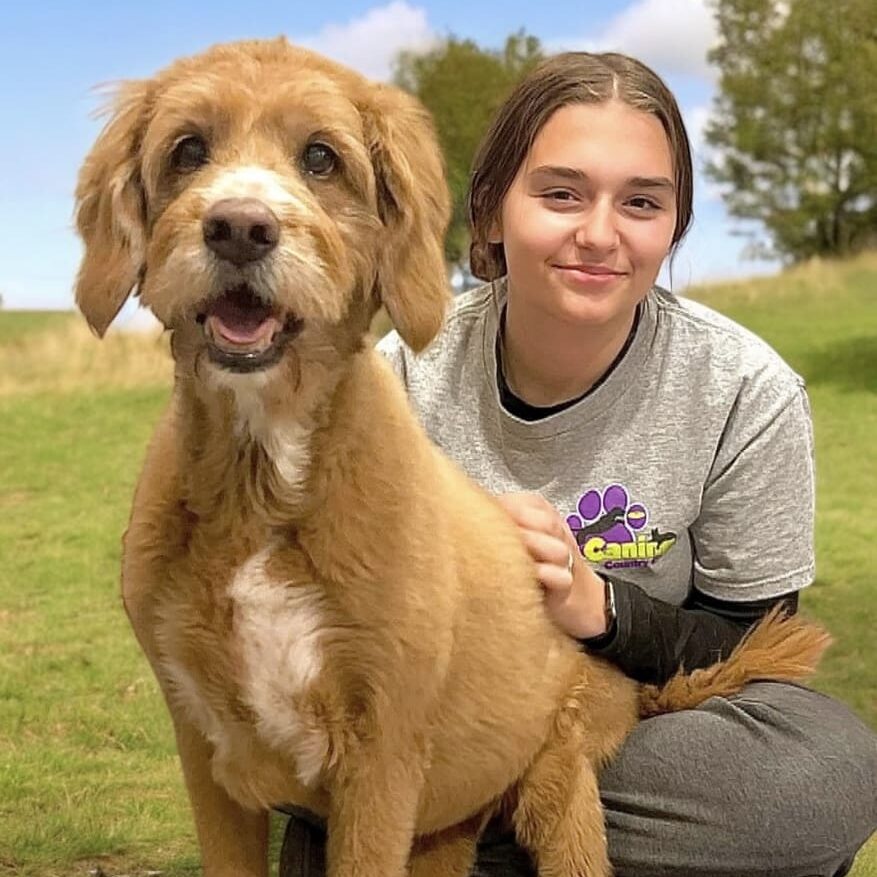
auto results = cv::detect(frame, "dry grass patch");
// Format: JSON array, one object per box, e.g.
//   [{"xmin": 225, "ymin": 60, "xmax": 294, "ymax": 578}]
[
  {"xmin": 685, "ymin": 249, "xmax": 877, "ymax": 304},
  {"xmin": 0, "ymin": 306, "xmax": 398, "ymax": 398},
  {"xmin": 0, "ymin": 320, "xmax": 172, "ymax": 396}
]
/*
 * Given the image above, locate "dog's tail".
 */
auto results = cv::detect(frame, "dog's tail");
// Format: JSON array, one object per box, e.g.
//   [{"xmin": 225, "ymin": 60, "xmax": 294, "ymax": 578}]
[{"xmin": 639, "ymin": 607, "xmax": 831, "ymax": 718}]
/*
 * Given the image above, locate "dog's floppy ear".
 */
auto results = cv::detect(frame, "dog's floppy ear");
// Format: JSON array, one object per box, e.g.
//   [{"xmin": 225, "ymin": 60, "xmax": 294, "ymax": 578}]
[
  {"xmin": 74, "ymin": 80, "xmax": 150, "ymax": 337},
  {"xmin": 362, "ymin": 85, "xmax": 451, "ymax": 352}
]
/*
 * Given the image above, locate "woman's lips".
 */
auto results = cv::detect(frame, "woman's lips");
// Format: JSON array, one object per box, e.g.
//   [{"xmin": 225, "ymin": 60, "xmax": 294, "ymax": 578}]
[{"xmin": 554, "ymin": 264, "xmax": 628, "ymax": 284}]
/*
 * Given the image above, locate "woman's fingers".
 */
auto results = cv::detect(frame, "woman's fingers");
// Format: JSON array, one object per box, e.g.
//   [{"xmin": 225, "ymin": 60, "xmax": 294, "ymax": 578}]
[
  {"xmin": 516, "ymin": 526, "xmax": 569, "ymax": 563},
  {"xmin": 496, "ymin": 492, "xmax": 569, "ymax": 541},
  {"xmin": 497, "ymin": 494, "xmax": 575, "ymax": 589},
  {"xmin": 496, "ymin": 492, "xmax": 606, "ymax": 638}
]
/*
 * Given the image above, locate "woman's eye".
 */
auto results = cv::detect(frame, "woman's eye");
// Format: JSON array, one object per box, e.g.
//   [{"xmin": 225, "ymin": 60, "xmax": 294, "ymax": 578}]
[
  {"xmin": 542, "ymin": 190, "xmax": 577, "ymax": 203},
  {"xmin": 302, "ymin": 142, "xmax": 338, "ymax": 177},
  {"xmin": 171, "ymin": 135, "xmax": 209, "ymax": 172},
  {"xmin": 627, "ymin": 196, "xmax": 661, "ymax": 211}
]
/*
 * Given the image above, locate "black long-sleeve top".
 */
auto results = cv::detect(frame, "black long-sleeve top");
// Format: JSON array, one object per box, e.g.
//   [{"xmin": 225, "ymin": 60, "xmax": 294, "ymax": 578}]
[{"xmin": 580, "ymin": 582, "xmax": 799, "ymax": 685}]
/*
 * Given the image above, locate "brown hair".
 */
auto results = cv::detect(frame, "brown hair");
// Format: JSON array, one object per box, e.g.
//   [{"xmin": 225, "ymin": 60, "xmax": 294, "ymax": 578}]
[{"xmin": 468, "ymin": 52, "xmax": 693, "ymax": 280}]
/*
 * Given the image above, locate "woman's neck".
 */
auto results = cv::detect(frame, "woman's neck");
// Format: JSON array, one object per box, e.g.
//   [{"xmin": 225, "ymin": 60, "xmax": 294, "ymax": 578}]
[{"xmin": 501, "ymin": 301, "xmax": 638, "ymax": 408}]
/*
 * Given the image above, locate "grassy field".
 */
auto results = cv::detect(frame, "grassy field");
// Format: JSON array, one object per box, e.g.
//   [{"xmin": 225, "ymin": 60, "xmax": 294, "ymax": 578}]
[{"xmin": 1, "ymin": 255, "xmax": 875, "ymax": 876}]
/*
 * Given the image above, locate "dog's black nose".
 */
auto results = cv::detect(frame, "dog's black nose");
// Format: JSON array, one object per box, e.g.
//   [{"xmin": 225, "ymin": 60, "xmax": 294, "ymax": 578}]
[{"xmin": 203, "ymin": 198, "xmax": 280, "ymax": 265}]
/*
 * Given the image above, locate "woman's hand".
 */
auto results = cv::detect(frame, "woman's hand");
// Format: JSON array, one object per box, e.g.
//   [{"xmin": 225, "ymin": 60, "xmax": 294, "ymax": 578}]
[{"xmin": 496, "ymin": 492, "xmax": 610, "ymax": 640}]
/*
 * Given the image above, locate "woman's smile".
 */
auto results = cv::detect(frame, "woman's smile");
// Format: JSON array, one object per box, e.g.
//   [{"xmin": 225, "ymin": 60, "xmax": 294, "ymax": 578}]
[{"xmin": 552, "ymin": 263, "xmax": 629, "ymax": 288}]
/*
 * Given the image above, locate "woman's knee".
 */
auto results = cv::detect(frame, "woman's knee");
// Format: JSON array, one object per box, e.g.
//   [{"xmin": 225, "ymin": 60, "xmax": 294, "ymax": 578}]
[{"xmin": 600, "ymin": 683, "xmax": 876, "ymax": 875}]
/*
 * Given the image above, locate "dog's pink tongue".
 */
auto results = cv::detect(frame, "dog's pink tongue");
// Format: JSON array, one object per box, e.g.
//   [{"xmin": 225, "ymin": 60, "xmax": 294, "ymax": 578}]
[{"xmin": 209, "ymin": 297, "xmax": 276, "ymax": 344}]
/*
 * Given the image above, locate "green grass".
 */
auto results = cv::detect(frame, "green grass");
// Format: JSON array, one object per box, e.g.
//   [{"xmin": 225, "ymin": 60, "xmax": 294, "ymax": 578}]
[
  {"xmin": 0, "ymin": 311, "xmax": 74, "ymax": 346},
  {"xmin": 1, "ymin": 256, "xmax": 875, "ymax": 875},
  {"xmin": 0, "ymin": 387, "xmax": 193, "ymax": 875}
]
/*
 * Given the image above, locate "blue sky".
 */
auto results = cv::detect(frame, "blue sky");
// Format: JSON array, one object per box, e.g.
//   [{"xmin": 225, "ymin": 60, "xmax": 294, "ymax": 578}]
[{"xmin": 0, "ymin": 0, "xmax": 779, "ymax": 314}]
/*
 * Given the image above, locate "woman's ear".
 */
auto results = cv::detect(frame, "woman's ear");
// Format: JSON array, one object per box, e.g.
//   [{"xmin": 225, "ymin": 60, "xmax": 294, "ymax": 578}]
[
  {"xmin": 360, "ymin": 84, "xmax": 452, "ymax": 352},
  {"xmin": 487, "ymin": 218, "xmax": 503, "ymax": 244},
  {"xmin": 74, "ymin": 80, "xmax": 151, "ymax": 337}
]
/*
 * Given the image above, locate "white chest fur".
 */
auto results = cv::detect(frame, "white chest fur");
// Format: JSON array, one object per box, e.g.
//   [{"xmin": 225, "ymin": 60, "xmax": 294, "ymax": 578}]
[
  {"xmin": 162, "ymin": 549, "xmax": 331, "ymax": 791},
  {"xmin": 208, "ymin": 370, "xmax": 314, "ymax": 495},
  {"xmin": 229, "ymin": 549, "xmax": 330, "ymax": 788}
]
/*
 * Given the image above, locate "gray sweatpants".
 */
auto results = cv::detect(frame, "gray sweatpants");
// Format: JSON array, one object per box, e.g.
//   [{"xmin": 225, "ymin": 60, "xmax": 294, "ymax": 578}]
[{"xmin": 279, "ymin": 683, "xmax": 877, "ymax": 877}]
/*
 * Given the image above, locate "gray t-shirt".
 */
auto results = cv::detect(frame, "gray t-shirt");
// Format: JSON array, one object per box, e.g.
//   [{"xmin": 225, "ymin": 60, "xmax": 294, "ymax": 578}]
[{"xmin": 377, "ymin": 281, "xmax": 815, "ymax": 605}]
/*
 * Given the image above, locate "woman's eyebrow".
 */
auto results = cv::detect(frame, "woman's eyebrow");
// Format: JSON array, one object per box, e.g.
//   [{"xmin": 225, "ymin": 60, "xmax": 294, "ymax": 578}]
[
  {"xmin": 529, "ymin": 165, "xmax": 675, "ymax": 191},
  {"xmin": 627, "ymin": 176, "xmax": 676, "ymax": 191},
  {"xmin": 529, "ymin": 165, "xmax": 587, "ymax": 183}
]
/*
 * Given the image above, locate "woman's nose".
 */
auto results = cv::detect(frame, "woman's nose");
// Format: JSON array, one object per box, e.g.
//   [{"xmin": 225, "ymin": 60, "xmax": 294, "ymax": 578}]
[{"xmin": 574, "ymin": 200, "xmax": 619, "ymax": 252}]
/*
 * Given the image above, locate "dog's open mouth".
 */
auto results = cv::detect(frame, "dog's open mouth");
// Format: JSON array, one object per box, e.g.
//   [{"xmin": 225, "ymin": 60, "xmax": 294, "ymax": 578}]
[{"xmin": 198, "ymin": 285, "xmax": 303, "ymax": 372}]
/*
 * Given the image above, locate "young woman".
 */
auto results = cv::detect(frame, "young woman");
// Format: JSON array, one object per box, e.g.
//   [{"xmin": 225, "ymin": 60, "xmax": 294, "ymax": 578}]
[{"xmin": 282, "ymin": 52, "xmax": 876, "ymax": 876}]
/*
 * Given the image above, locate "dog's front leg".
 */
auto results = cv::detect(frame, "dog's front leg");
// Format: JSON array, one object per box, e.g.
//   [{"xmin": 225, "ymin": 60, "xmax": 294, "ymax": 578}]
[
  {"xmin": 128, "ymin": 600, "xmax": 269, "ymax": 876},
  {"xmin": 174, "ymin": 717, "xmax": 270, "ymax": 877},
  {"xmin": 120, "ymin": 411, "xmax": 269, "ymax": 875},
  {"xmin": 326, "ymin": 740, "xmax": 427, "ymax": 877}
]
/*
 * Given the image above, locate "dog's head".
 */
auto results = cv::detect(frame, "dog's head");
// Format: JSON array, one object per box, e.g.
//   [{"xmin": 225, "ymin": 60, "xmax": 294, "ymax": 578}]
[{"xmin": 74, "ymin": 39, "xmax": 451, "ymax": 375}]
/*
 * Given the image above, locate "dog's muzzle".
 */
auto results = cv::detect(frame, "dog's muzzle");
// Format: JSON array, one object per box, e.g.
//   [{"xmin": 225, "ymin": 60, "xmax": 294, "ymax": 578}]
[{"xmin": 197, "ymin": 284, "xmax": 303, "ymax": 373}]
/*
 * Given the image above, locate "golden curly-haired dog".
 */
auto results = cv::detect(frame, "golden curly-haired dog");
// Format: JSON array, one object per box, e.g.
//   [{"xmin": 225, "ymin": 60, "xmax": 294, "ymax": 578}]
[{"xmin": 74, "ymin": 38, "xmax": 829, "ymax": 877}]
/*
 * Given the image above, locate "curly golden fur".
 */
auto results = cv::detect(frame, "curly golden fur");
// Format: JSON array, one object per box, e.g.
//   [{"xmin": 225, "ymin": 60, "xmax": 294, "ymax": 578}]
[{"xmin": 74, "ymin": 38, "xmax": 830, "ymax": 877}]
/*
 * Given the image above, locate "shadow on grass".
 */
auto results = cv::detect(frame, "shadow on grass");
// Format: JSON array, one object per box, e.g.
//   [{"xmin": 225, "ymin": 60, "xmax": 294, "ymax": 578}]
[{"xmin": 800, "ymin": 336, "xmax": 877, "ymax": 393}]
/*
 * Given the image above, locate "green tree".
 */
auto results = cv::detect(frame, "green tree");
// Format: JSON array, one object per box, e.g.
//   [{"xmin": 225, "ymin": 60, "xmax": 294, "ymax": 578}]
[
  {"xmin": 705, "ymin": 0, "xmax": 877, "ymax": 262},
  {"xmin": 394, "ymin": 31, "xmax": 543, "ymax": 269}
]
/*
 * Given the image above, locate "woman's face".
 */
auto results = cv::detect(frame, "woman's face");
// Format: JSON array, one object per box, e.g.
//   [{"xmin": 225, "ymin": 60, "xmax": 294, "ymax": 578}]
[{"xmin": 495, "ymin": 100, "xmax": 678, "ymax": 330}]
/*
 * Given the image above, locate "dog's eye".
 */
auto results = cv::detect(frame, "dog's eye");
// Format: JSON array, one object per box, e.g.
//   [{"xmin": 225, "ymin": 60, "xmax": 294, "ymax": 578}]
[
  {"xmin": 302, "ymin": 143, "xmax": 337, "ymax": 177},
  {"xmin": 171, "ymin": 135, "xmax": 209, "ymax": 172}
]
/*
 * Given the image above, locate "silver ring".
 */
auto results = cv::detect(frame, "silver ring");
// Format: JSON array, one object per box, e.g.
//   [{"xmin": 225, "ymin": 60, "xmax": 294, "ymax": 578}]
[{"xmin": 567, "ymin": 549, "xmax": 575, "ymax": 575}]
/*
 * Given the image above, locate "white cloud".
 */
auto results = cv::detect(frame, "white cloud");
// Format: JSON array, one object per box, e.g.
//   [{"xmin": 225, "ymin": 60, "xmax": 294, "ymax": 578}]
[
  {"xmin": 682, "ymin": 103, "xmax": 727, "ymax": 203},
  {"xmin": 299, "ymin": 2, "xmax": 438, "ymax": 82},
  {"xmin": 561, "ymin": 0, "xmax": 718, "ymax": 79},
  {"xmin": 114, "ymin": 298, "xmax": 164, "ymax": 333},
  {"xmin": 685, "ymin": 103, "xmax": 711, "ymax": 153}
]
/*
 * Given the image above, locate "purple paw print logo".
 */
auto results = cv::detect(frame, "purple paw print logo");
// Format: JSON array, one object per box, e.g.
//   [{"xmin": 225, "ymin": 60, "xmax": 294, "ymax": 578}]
[{"xmin": 566, "ymin": 484, "xmax": 648, "ymax": 547}]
